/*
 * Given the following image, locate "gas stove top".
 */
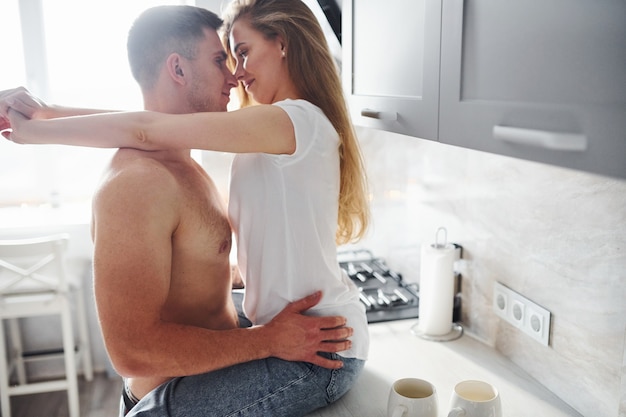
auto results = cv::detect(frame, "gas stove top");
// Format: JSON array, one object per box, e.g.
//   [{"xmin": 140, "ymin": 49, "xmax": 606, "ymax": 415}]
[{"xmin": 338, "ymin": 249, "xmax": 420, "ymax": 323}]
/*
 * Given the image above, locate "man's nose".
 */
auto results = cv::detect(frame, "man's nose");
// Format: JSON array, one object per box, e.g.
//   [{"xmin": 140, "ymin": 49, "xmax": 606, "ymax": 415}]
[{"xmin": 226, "ymin": 70, "xmax": 238, "ymax": 88}]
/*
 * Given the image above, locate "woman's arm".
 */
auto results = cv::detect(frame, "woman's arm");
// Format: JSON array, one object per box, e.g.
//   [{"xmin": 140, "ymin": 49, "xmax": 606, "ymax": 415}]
[
  {"xmin": 0, "ymin": 87, "xmax": 116, "ymax": 120},
  {"xmin": 5, "ymin": 103, "xmax": 296, "ymax": 155}
]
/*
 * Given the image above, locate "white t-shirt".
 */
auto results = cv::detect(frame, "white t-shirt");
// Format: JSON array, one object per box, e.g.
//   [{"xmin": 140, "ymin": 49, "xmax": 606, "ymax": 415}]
[{"xmin": 228, "ymin": 99, "xmax": 369, "ymax": 360}]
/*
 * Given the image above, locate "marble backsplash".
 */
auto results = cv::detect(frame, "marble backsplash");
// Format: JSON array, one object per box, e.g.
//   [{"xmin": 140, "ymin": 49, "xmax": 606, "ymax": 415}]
[{"xmin": 344, "ymin": 126, "xmax": 626, "ymax": 417}]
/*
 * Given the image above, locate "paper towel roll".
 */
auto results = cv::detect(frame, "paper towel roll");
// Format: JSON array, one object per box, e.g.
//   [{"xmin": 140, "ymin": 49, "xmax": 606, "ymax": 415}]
[{"xmin": 418, "ymin": 242, "xmax": 457, "ymax": 336}]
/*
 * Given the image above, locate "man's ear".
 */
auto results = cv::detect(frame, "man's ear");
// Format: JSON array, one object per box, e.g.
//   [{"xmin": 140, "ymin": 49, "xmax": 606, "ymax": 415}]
[{"xmin": 166, "ymin": 54, "xmax": 185, "ymax": 83}]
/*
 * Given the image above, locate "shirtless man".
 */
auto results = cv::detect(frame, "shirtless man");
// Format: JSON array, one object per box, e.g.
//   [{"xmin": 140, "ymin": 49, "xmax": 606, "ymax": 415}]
[{"xmin": 1, "ymin": 6, "xmax": 352, "ymax": 416}]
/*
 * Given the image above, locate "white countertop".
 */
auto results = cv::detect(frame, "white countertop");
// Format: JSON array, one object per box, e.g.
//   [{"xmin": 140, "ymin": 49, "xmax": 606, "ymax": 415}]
[{"xmin": 308, "ymin": 320, "xmax": 581, "ymax": 417}]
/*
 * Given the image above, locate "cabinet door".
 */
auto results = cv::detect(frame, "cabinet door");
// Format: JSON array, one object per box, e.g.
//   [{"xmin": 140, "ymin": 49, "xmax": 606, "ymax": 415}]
[
  {"xmin": 439, "ymin": 0, "xmax": 626, "ymax": 179},
  {"xmin": 343, "ymin": 0, "xmax": 441, "ymax": 140}
]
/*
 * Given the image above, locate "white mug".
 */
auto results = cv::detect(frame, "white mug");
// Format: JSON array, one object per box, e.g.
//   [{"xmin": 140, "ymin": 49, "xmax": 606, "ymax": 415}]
[
  {"xmin": 447, "ymin": 380, "xmax": 502, "ymax": 417},
  {"xmin": 387, "ymin": 378, "xmax": 438, "ymax": 417}
]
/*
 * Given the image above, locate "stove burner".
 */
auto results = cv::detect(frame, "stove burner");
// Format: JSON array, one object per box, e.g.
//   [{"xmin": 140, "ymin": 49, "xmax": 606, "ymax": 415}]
[{"xmin": 339, "ymin": 250, "xmax": 419, "ymax": 323}]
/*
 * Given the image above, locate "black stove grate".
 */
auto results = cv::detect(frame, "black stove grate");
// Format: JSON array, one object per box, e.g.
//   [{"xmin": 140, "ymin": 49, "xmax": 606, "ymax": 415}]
[{"xmin": 339, "ymin": 250, "xmax": 420, "ymax": 323}]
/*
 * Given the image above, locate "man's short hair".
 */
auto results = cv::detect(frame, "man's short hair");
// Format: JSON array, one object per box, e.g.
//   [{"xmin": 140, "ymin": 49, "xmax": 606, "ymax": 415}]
[{"xmin": 127, "ymin": 5, "xmax": 223, "ymax": 89}]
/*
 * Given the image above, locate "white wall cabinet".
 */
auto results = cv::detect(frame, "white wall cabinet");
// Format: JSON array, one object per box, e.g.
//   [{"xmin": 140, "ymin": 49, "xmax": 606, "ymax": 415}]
[
  {"xmin": 343, "ymin": 0, "xmax": 626, "ymax": 179},
  {"xmin": 342, "ymin": 0, "xmax": 442, "ymax": 140}
]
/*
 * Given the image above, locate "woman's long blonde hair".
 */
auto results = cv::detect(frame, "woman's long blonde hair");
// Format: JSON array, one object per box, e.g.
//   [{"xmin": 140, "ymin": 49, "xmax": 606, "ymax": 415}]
[{"xmin": 221, "ymin": 0, "xmax": 370, "ymax": 244}]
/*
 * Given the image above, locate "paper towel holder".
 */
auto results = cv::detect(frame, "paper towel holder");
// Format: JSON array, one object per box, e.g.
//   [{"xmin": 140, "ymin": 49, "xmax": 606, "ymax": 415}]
[
  {"xmin": 411, "ymin": 227, "xmax": 464, "ymax": 342},
  {"xmin": 434, "ymin": 226, "xmax": 448, "ymax": 249}
]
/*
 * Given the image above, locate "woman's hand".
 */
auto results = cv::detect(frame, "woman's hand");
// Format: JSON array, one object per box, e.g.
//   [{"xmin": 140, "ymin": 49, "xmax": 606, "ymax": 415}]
[
  {"xmin": 0, "ymin": 87, "xmax": 49, "ymax": 121},
  {"xmin": 0, "ymin": 115, "xmax": 9, "ymax": 133},
  {"xmin": 231, "ymin": 264, "xmax": 245, "ymax": 289},
  {"xmin": 1, "ymin": 107, "xmax": 28, "ymax": 142},
  {"xmin": 0, "ymin": 87, "xmax": 47, "ymax": 141}
]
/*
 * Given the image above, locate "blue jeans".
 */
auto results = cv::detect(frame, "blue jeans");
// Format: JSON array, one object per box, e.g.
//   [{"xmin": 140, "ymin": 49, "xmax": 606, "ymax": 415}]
[{"xmin": 125, "ymin": 354, "xmax": 364, "ymax": 416}]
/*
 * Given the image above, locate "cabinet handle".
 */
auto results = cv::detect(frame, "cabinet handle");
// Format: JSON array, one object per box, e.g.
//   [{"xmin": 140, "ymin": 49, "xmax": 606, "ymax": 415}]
[
  {"xmin": 361, "ymin": 109, "xmax": 398, "ymax": 121},
  {"xmin": 493, "ymin": 125, "xmax": 587, "ymax": 151}
]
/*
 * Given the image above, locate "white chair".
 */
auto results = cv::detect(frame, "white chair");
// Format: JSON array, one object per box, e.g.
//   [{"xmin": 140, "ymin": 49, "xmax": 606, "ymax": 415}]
[{"xmin": 0, "ymin": 234, "xmax": 93, "ymax": 417}]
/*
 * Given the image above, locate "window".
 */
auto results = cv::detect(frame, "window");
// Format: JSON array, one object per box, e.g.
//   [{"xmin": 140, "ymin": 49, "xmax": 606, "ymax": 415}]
[{"xmin": 0, "ymin": 0, "xmax": 199, "ymax": 208}]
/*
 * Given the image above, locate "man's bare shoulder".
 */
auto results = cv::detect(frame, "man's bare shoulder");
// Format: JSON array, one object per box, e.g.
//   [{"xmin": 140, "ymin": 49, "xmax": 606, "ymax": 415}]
[
  {"xmin": 109, "ymin": 148, "xmax": 172, "ymax": 173},
  {"xmin": 94, "ymin": 149, "xmax": 181, "ymax": 211}
]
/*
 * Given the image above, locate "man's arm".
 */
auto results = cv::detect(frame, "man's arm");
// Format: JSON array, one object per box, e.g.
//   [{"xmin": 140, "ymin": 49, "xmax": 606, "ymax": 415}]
[{"xmin": 93, "ymin": 160, "xmax": 350, "ymax": 379}]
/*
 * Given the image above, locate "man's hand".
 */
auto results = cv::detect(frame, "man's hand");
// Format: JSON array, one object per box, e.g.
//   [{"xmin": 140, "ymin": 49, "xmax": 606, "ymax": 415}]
[{"xmin": 264, "ymin": 291, "xmax": 353, "ymax": 369}]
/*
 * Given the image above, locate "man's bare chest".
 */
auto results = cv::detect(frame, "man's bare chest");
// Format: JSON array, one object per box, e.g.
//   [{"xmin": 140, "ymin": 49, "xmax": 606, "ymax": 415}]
[{"xmin": 173, "ymin": 171, "xmax": 232, "ymax": 253}]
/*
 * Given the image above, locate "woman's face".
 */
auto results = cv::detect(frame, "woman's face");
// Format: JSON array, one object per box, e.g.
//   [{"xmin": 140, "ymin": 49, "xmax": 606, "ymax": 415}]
[{"xmin": 229, "ymin": 19, "xmax": 296, "ymax": 104}]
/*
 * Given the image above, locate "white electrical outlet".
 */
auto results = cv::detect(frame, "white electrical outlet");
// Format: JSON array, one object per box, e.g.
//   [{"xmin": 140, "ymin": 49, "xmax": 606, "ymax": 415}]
[
  {"xmin": 493, "ymin": 282, "xmax": 551, "ymax": 346},
  {"xmin": 493, "ymin": 286, "xmax": 508, "ymax": 319},
  {"xmin": 510, "ymin": 299, "xmax": 525, "ymax": 327}
]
